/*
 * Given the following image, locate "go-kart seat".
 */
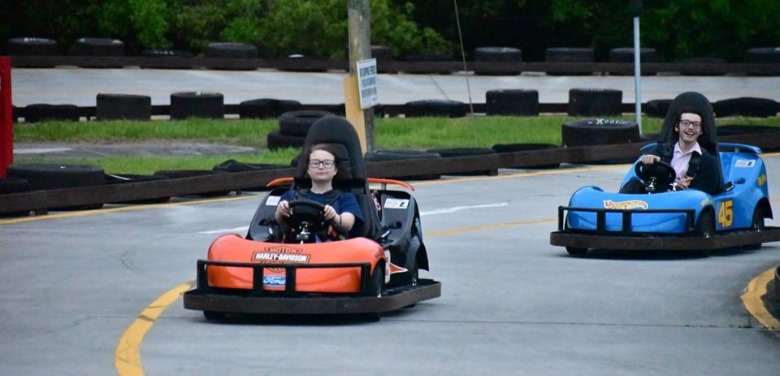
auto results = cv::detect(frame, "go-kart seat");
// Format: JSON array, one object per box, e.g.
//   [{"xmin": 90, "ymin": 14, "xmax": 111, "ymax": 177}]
[{"xmin": 292, "ymin": 116, "xmax": 382, "ymax": 240}]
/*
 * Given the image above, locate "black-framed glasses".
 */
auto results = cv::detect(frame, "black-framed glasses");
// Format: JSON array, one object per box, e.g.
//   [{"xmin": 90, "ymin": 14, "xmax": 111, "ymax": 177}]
[
  {"xmin": 679, "ymin": 119, "xmax": 702, "ymax": 128},
  {"xmin": 309, "ymin": 159, "xmax": 335, "ymax": 168}
]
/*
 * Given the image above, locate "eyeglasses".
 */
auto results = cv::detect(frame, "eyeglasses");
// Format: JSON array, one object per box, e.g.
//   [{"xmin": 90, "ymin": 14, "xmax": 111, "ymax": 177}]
[
  {"xmin": 679, "ymin": 119, "xmax": 702, "ymax": 128},
  {"xmin": 309, "ymin": 159, "xmax": 335, "ymax": 169}
]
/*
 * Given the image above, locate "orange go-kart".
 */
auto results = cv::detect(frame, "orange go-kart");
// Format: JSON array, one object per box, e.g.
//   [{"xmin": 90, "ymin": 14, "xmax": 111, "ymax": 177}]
[{"xmin": 183, "ymin": 117, "xmax": 441, "ymax": 320}]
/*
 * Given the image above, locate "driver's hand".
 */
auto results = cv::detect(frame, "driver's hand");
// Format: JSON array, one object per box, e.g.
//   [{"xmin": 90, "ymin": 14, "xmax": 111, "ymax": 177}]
[
  {"xmin": 322, "ymin": 204, "xmax": 338, "ymax": 223},
  {"xmin": 641, "ymin": 154, "xmax": 660, "ymax": 165},
  {"xmin": 277, "ymin": 200, "xmax": 291, "ymax": 218},
  {"xmin": 675, "ymin": 177, "xmax": 692, "ymax": 189}
]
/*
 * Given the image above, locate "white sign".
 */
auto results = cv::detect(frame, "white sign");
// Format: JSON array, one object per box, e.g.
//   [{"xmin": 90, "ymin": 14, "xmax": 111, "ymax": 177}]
[{"xmin": 356, "ymin": 58, "xmax": 378, "ymax": 109}]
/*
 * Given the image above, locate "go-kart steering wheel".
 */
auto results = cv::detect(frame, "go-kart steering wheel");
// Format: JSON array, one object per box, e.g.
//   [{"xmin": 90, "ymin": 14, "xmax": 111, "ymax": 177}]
[
  {"xmin": 634, "ymin": 160, "xmax": 677, "ymax": 193},
  {"xmin": 284, "ymin": 199, "xmax": 328, "ymax": 243}
]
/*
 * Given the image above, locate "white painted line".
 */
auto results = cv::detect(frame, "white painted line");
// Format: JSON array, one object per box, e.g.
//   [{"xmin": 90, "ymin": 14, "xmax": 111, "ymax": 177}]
[
  {"xmin": 198, "ymin": 226, "xmax": 248, "ymax": 235},
  {"xmin": 421, "ymin": 202, "xmax": 508, "ymax": 216}
]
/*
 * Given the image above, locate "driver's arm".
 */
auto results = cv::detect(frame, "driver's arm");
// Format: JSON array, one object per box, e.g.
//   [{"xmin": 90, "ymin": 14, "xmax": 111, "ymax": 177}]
[{"xmin": 323, "ymin": 205, "xmax": 356, "ymax": 233}]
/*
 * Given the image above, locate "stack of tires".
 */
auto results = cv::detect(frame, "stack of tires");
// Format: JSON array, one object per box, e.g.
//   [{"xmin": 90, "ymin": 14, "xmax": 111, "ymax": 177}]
[
  {"xmin": 267, "ymin": 110, "xmax": 335, "ymax": 150},
  {"xmin": 6, "ymin": 164, "xmax": 105, "ymax": 211}
]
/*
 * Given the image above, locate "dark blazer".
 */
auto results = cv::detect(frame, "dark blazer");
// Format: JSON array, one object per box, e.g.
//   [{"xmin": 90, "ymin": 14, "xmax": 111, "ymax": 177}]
[{"xmin": 651, "ymin": 143, "xmax": 721, "ymax": 195}]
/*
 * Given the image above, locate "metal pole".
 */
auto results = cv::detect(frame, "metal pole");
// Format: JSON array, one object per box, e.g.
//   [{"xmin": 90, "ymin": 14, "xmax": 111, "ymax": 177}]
[
  {"xmin": 633, "ymin": 16, "xmax": 642, "ymax": 136},
  {"xmin": 347, "ymin": 0, "xmax": 375, "ymax": 151}
]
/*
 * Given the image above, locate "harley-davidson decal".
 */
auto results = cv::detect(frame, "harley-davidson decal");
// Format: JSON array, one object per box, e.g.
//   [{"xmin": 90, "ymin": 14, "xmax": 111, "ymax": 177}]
[
  {"xmin": 603, "ymin": 200, "xmax": 648, "ymax": 210},
  {"xmin": 253, "ymin": 246, "xmax": 310, "ymax": 264}
]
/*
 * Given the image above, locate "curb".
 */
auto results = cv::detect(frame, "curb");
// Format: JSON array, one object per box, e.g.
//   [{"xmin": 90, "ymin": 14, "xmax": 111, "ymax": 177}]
[{"xmin": 742, "ymin": 266, "xmax": 780, "ymax": 330}]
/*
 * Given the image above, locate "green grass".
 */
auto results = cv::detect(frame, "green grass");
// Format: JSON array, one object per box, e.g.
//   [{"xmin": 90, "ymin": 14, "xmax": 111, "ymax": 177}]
[{"xmin": 12, "ymin": 115, "xmax": 778, "ymax": 174}]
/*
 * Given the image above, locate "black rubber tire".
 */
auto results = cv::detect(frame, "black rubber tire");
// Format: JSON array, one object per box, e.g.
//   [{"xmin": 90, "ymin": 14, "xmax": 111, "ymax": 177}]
[
  {"xmin": 746, "ymin": 47, "xmax": 780, "ymax": 63},
  {"xmin": 562, "ymin": 119, "xmax": 640, "ymax": 147},
  {"xmin": 364, "ymin": 150, "xmax": 443, "ymax": 181},
  {"xmin": 717, "ymin": 125, "xmax": 780, "ymax": 137},
  {"xmin": 7, "ymin": 163, "xmax": 105, "ymax": 210},
  {"xmin": 426, "ymin": 147, "xmax": 497, "ymax": 176},
  {"xmin": 485, "ymin": 89, "xmax": 539, "ymax": 116},
  {"xmin": 568, "ymin": 89, "xmax": 623, "ymax": 116},
  {"xmin": 404, "ymin": 100, "xmax": 467, "ymax": 118},
  {"xmin": 693, "ymin": 210, "xmax": 715, "ymax": 257},
  {"xmin": 644, "ymin": 99, "xmax": 672, "ymax": 118},
  {"xmin": 566, "ymin": 247, "xmax": 588, "ymax": 256},
  {"xmin": 545, "ymin": 47, "xmax": 595, "ymax": 75},
  {"xmin": 239, "ymin": 99, "xmax": 302, "ymax": 119},
  {"xmin": 170, "ymin": 92, "xmax": 224, "ymax": 120},
  {"xmin": 678, "ymin": 57, "xmax": 727, "ymax": 76},
  {"xmin": 714, "ymin": 97, "xmax": 778, "ymax": 118},
  {"xmin": 203, "ymin": 311, "xmax": 226, "ymax": 320},
  {"xmin": 361, "ymin": 264, "xmax": 386, "ymax": 321},
  {"xmin": 140, "ymin": 49, "xmax": 194, "ymax": 69},
  {"xmin": 8, "ymin": 37, "xmax": 58, "ymax": 56},
  {"xmin": 96, "ymin": 94, "xmax": 152, "ymax": 121},
  {"xmin": 746, "ymin": 204, "xmax": 766, "ymax": 250},
  {"xmin": 104, "ymin": 173, "xmax": 172, "ymax": 204},
  {"xmin": 277, "ymin": 110, "xmax": 335, "ymax": 137},
  {"xmin": 23, "ymin": 104, "xmax": 80, "ymax": 123},
  {"xmin": 73, "ymin": 37, "xmax": 125, "ymax": 68},
  {"xmin": 608, "ymin": 47, "xmax": 658, "ymax": 63},
  {"xmin": 491, "ymin": 143, "xmax": 561, "ymax": 169},
  {"xmin": 267, "ymin": 130, "xmax": 306, "ymax": 150},
  {"xmin": 152, "ymin": 170, "xmax": 232, "ymax": 197},
  {"xmin": 473, "ymin": 46, "xmax": 522, "ymax": 75},
  {"xmin": 204, "ymin": 42, "xmax": 258, "ymax": 59},
  {"xmin": 212, "ymin": 159, "xmax": 289, "ymax": 173},
  {"xmin": 372, "ymin": 45, "xmax": 395, "ymax": 73}
]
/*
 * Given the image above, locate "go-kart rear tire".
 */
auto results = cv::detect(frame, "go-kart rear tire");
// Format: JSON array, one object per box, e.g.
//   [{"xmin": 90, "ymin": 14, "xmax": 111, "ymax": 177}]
[
  {"xmin": 746, "ymin": 205, "xmax": 766, "ymax": 250},
  {"xmin": 693, "ymin": 210, "xmax": 715, "ymax": 257},
  {"xmin": 203, "ymin": 311, "xmax": 226, "ymax": 320}
]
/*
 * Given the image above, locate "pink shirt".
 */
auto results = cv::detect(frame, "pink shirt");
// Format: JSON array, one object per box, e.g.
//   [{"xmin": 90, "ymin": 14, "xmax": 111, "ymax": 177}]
[{"xmin": 672, "ymin": 141, "xmax": 702, "ymax": 180}]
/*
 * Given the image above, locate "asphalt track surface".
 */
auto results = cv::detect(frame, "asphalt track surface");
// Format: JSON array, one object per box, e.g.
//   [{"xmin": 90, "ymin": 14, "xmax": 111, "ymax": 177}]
[{"xmin": 1, "ymin": 158, "xmax": 780, "ymax": 376}]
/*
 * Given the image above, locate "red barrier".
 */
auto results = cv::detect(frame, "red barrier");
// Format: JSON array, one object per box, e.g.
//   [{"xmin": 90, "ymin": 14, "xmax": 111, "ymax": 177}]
[{"xmin": 0, "ymin": 57, "xmax": 12, "ymax": 177}]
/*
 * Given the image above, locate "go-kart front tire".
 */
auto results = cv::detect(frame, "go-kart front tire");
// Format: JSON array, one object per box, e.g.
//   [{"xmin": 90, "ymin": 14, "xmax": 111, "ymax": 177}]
[
  {"xmin": 746, "ymin": 205, "xmax": 766, "ymax": 250},
  {"xmin": 693, "ymin": 210, "xmax": 715, "ymax": 257},
  {"xmin": 203, "ymin": 311, "xmax": 226, "ymax": 320},
  {"xmin": 566, "ymin": 247, "xmax": 588, "ymax": 256}
]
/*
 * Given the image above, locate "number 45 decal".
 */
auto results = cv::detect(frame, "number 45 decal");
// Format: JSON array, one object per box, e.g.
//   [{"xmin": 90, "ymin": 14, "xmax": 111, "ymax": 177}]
[{"xmin": 718, "ymin": 200, "xmax": 733, "ymax": 228}]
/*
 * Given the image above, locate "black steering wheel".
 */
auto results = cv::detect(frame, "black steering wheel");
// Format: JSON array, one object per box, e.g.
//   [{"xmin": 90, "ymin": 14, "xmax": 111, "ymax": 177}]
[
  {"xmin": 634, "ymin": 160, "xmax": 677, "ymax": 193},
  {"xmin": 283, "ymin": 199, "xmax": 328, "ymax": 243}
]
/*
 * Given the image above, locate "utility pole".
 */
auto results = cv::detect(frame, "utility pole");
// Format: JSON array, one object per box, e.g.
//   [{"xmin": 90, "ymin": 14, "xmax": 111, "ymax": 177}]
[
  {"xmin": 630, "ymin": 0, "xmax": 643, "ymax": 136},
  {"xmin": 346, "ymin": 0, "xmax": 375, "ymax": 152}
]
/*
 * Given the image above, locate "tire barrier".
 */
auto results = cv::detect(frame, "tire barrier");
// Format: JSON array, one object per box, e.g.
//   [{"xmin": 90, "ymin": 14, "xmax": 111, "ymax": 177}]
[
  {"xmin": 140, "ymin": 49, "xmax": 194, "ymax": 69},
  {"xmin": 562, "ymin": 119, "xmax": 640, "ymax": 148},
  {"xmin": 608, "ymin": 47, "xmax": 658, "ymax": 75},
  {"xmin": 746, "ymin": 47, "xmax": 780, "ymax": 63},
  {"xmin": 427, "ymin": 147, "xmax": 498, "ymax": 176},
  {"xmin": 204, "ymin": 42, "xmax": 258, "ymax": 59},
  {"xmin": 278, "ymin": 110, "xmax": 336, "ymax": 137},
  {"xmin": 644, "ymin": 99, "xmax": 672, "ymax": 118},
  {"xmin": 170, "ymin": 92, "xmax": 224, "ymax": 120},
  {"xmin": 267, "ymin": 130, "xmax": 307, "ymax": 150},
  {"xmin": 485, "ymin": 89, "xmax": 539, "ymax": 116},
  {"xmin": 364, "ymin": 150, "xmax": 443, "ymax": 181},
  {"xmin": 545, "ymin": 47, "xmax": 595, "ymax": 75},
  {"xmin": 677, "ymin": 57, "xmax": 727, "ymax": 76},
  {"xmin": 568, "ymin": 89, "xmax": 623, "ymax": 116},
  {"xmin": 212, "ymin": 159, "xmax": 290, "ymax": 191},
  {"xmin": 8, "ymin": 37, "xmax": 58, "ymax": 56},
  {"xmin": 96, "ymin": 93, "xmax": 152, "ymax": 121},
  {"xmin": 404, "ymin": 99, "xmax": 467, "ymax": 118},
  {"xmin": 473, "ymin": 47, "xmax": 522, "ymax": 75},
  {"xmin": 372, "ymin": 45, "xmax": 395, "ymax": 73},
  {"xmin": 7, "ymin": 163, "xmax": 105, "ymax": 210},
  {"xmin": 152, "ymin": 170, "xmax": 232, "ymax": 197},
  {"xmin": 492, "ymin": 143, "xmax": 561, "ymax": 169},
  {"xmin": 717, "ymin": 125, "xmax": 780, "ymax": 152},
  {"xmin": 104, "ymin": 173, "xmax": 172, "ymax": 204},
  {"xmin": 239, "ymin": 98, "xmax": 302, "ymax": 119},
  {"xmin": 713, "ymin": 97, "xmax": 778, "ymax": 118},
  {"xmin": 73, "ymin": 37, "xmax": 125, "ymax": 68},
  {"xmin": 23, "ymin": 104, "xmax": 80, "ymax": 123}
]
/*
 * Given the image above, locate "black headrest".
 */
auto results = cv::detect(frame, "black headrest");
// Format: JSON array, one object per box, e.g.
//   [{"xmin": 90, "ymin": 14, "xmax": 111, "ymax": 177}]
[
  {"xmin": 659, "ymin": 91, "xmax": 718, "ymax": 156},
  {"xmin": 294, "ymin": 116, "xmax": 366, "ymax": 187}
]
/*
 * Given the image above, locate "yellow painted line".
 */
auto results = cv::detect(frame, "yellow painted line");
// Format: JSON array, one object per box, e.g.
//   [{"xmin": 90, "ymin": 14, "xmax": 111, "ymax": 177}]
[
  {"xmin": 741, "ymin": 267, "xmax": 780, "ymax": 330},
  {"xmin": 115, "ymin": 282, "xmax": 193, "ymax": 376}
]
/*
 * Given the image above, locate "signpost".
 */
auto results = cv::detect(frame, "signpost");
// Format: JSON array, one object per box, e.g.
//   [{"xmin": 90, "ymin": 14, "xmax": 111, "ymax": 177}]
[
  {"xmin": 630, "ymin": 0, "xmax": 643, "ymax": 136},
  {"xmin": 0, "ymin": 57, "xmax": 12, "ymax": 177}
]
